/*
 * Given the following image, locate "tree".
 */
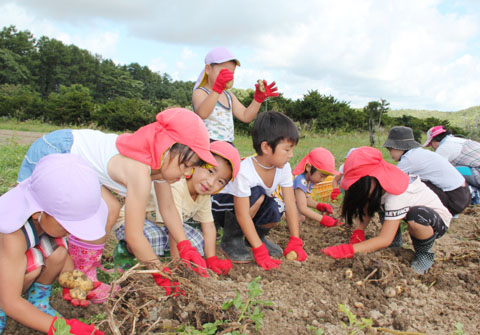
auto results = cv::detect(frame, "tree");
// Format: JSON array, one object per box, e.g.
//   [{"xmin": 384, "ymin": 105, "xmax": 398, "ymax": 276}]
[
  {"xmin": 364, "ymin": 99, "xmax": 389, "ymax": 146},
  {"xmin": 46, "ymin": 84, "xmax": 93, "ymax": 124}
]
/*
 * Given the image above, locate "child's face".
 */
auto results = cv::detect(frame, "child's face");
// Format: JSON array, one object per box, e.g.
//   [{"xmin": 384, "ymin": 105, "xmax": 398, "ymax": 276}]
[
  {"xmin": 266, "ymin": 139, "xmax": 295, "ymax": 168},
  {"xmin": 189, "ymin": 156, "xmax": 232, "ymax": 195},
  {"xmin": 308, "ymin": 169, "xmax": 327, "ymax": 184},
  {"xmin": 161, "ymin": 152, "xmax": 200, "ymax": 183},
  {"xmin": 207, "ymin": 61, "xmax": 237, "ymax": 84},
  {"xmin": 387, "ymin": 148, "xmax": 404, "ymax": 162},
  {"xmin": 37, "ymin": 212, "xmax": 68, "ymax": 237}
]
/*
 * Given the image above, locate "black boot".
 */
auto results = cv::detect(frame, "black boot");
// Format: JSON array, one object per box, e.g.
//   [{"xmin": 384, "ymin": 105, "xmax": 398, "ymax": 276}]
[
  {"xmin": 220, "ymin": 211, "xmax": 253, "ymax": 263},
  {"xmin": 410, "ymin": 234, "xmax": 436, "ymax": 274},
  {"xmin": 257, "ymin": 226, "xmax": 283, "ymax": 258}
]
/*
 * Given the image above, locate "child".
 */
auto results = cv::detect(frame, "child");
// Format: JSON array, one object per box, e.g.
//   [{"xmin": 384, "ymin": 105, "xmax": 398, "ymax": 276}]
[
  {"xmin": 17, "ymin": 108, "xmax": 217, "ymax": 295},
  {"xmin": 192, "ymin": 46, "xmax": 279, "ymax": 143},
  {"xmin": 292, "ymin": 148, "xmax": 342, "ymax": 226},
  {"xmin": 115, "ymin": 141, "xmax": 241, "ymax": 276},
  {"xmin": 212, "ymin": 111, "xmax": 307, "ymax": 270},
  {"xmin": 384, "ymin": 126, "xmax": 470, "ymax": 215},
  {"xmin": 321, "ymin": 146, "xmax": 452, "ymax": 274},
  {"xmin": 0, "ymin": 154, "xmax": 106, "ymax": 334}
]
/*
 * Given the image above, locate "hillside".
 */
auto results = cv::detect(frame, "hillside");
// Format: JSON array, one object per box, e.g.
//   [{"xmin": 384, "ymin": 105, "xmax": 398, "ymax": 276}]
[{"xmin": 388, "ymin": 106, "xmax": 480, "ymax": 129}]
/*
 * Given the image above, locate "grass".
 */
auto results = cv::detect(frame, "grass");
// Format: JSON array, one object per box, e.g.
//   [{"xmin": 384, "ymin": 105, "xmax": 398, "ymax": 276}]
[{"xmin": 0, "ymin": 139, "xmax": 28, "ymax": 194}]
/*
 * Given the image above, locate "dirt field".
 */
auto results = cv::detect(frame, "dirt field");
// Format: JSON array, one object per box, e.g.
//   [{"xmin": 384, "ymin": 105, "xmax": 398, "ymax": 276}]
[{"xmin": 0, "ymin": 129, "xmax": 45, "ymax": 145}]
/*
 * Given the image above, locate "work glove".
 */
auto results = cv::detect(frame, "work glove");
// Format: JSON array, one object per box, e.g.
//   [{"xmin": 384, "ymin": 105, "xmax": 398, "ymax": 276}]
[
  {"xmin": 282, "ymin": 236, "xmax": 308, "ymax": 261},
  {"xmin": 331, "ymin": 188, "xmax": 341, "ymax": 201},
  {"xmin": 48, "ymin": 316, "xmax": 104, "ymax": 335},
  {"xmin": 206, "ymin": 256, "xmax": 233, "ymax": 275},
  {"xmin": 252, "ymin": 243, "xmax": 282, "ymax": 270},
  {"xmin": 254, "ymin": 80, "xmax": 279, "ymax": 103},
  {"xmin": 177, "ymin": 240, "xmax": 209, "ymax": 277},
  {"xmin": 316, "ymin": 202, "xmax": 333, "ymax": 214},
  {"xmin": 212, "ymin": 68, "xmax": 234, "ymax": 94},
  {"xmin": 319, "ymin": 215, "xmax": 342, "ymax": 227},
  {"xmin": 62, "ymin": 281, "xmax": 101, "ymax": 307},
  {"xmin": 349, "ymin": 229, "xmax": 365, "ymax": 244},
  {"xmin": 152, "ymin": 267, "xmax": 185, "ymax": 297},
  {"xmin": 321, "ymin": 244, "xmax": 355, "ymax": 259}
]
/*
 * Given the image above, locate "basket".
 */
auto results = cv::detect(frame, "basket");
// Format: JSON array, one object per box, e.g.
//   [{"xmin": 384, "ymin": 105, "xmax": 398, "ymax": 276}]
[{"xmin": 311, "ymin": 175, "xmax": 334, "ymax": 203}]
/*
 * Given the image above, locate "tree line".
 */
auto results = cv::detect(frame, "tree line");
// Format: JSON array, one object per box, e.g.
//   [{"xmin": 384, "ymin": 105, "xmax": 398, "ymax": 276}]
[{"xmin": 0, "ymin": 25, "xmax": 463, "ymax": 138}]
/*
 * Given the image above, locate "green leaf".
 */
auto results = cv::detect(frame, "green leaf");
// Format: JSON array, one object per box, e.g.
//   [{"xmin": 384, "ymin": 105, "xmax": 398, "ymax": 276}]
[{"xmin": 52, "ymin": 316, "xmax": 73, "ymax": 335}]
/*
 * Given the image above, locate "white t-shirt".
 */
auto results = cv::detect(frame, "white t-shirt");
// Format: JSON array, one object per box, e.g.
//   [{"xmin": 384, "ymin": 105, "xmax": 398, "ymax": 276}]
[
  {"xmin": 382, "ymin": 176, "xmax": 452, "ymax": 227},
  {"xmin": 436, "ymin": 135, "xmax": 465, "ymax": 162},
  {"xmin": 221, "ymin": 156, "xmax": 293, "ymax": 197},
  {"xmin": 397, "ymin": 147, "xmax": 464, "ymax": 191}
]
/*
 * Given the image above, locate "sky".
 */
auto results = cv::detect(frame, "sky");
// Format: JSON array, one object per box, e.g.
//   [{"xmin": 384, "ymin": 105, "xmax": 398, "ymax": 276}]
[{"xmin": 1, "ymin": 0, "xmax": 480, "ymax": 111}]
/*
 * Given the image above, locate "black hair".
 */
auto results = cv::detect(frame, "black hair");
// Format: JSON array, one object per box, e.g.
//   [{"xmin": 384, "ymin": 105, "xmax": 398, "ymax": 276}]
[
  {"xmin": 169, "ymin": 143, "xmax": 203, "ymax": 167},
  {"xmin": 341, "ymin": 176, "xmax": 383, "ymax": 225},
  {"xmin": 211, "ymin": 153, "xmax": 233, "ymax": 180},
  {"xmin": 251, "ymin": 111, "xmax": 299, "ymax": 155},
  {"xmin": 431, "ymin": 130, "xmax": 451, "ymax": 143}
]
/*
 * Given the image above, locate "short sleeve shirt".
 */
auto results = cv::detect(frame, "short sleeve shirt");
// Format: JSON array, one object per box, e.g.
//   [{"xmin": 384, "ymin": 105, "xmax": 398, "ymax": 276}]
[{"xmin": 293, "ymin": 173, "xmax": 314, "ymax": 195}]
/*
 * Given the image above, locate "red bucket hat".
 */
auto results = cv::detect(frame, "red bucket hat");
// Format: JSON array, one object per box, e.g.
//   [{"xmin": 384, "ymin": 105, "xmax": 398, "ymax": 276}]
[
  {"xmin": 292, "ymin": 147, "xmax": 339, "ymax": 176},
  {"xmin": 116, "ymin": 108, "xmax": 217, "ymax": 170},
  {"xmin": 340, "ymin": 146, "xmax": 409, "ymax": 195},
  {"xmin": 210, "ymin": 141, "xmax": 241, "ymax": 180}
]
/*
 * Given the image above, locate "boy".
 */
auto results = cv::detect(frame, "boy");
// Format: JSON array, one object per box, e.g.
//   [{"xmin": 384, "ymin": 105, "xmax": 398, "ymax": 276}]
[{"xmin": 212, "ymin": 111, "xmax": 307, "ymax": 270}]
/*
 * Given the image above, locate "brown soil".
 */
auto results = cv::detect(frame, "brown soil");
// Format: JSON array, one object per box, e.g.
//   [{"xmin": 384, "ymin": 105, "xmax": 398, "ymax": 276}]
[{"xmin": 0, "ymin": 129, "xmax": 45, "ymax": 145}]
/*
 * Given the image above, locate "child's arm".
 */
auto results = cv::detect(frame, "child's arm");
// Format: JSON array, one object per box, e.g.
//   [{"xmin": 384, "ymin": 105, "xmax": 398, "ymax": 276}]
[
  {"xmin": 201, "ymin": 221, "xmax": 217, "ymax": 258},
  {"xmin": 234, "ymin": 196, "xmax": 262, "ymax": 247},
  {"xmin": 282, "ymin": 186, "xmax": 308, "ymax": 261},
  {"xmin": 231, "ymin": 93, "xmax": 262, "ymax": 123},
  {"xmin": 294, "ymin": 188, "xmax": 325, "ymax": 222},
  {"xmin": 193, "ymin": 89, "xmax": 223, "ymax": 119}
]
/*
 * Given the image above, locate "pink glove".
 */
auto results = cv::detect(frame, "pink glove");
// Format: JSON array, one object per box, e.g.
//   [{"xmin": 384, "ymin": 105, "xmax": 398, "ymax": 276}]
[
  {"xmin": 331, "ymin": 188, "xmax": 341, "ymax": 201},
  {"xmin": 62, "ymin": 281, "xmax": 101, "ymax": 307},
  {"xmin": 254, "ymin": 80, "xmax": 279, "ymax": 103},
  {"xmin": 316, "ymin": 202, "xmax": 333, "ymax": 214},
  {"xmin": 349, "ymin": 229, "xmax": 365, "ymax": 244},
  {"xmin": 282, "ymin": 236, "xmax": 308, "ymax": 261},
  {"xmin": 206, "ymin": 256, "xmax": 233, "ymax": 275},
  {"xmin": 319, "ymin": 215, "xmax": 342, "ymax": 227},
  {"xmin": 321, "ymin": 244, "xmax": 355, "ymax": 259},
  {"xmin": 212, "ymin": 68, "xmax": 234, "ymax": 94},
  {"xmin": 152, "ymin": 267, "xmax": 185, "ymax": 297},
  {"xmin": 177, "ymin": 240, "xmax": 209, "ymax": 277},
  {"xmin": 49, "ymin": 316, "xmax": 104, "ymax": 335},
  {"xmin": 252, "ymin": 243, "xmax": 282, "ymax": 270}
]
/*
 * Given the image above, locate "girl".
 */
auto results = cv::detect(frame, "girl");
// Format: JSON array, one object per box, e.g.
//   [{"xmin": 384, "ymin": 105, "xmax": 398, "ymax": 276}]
[
  {"xmin": 115, "ymin": 141, "xmax": 240, "ymax": 276},
  {"xmin": 17, "ymin": 108, "xmax": 217, "ymax": 298},
  {"xmin": 0, "ymin": 154, "xmax": 105, "ymax": 334},
  {"xmin": 192, "ymin": 47, "xmax": 278, "ymax": 143},
  {"xmin": 321, "ymin": 147, "xmax": 452, "ymax": 274},
  {"xmin": 292, "ymin": 148, "xmax": 342, "ymax": 227}
]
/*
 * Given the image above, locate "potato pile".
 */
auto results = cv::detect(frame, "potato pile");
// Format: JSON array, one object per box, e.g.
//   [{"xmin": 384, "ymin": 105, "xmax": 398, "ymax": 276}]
[{"xmin": 58, "ymin": 269, "xmax": 94, "ymax": 301}]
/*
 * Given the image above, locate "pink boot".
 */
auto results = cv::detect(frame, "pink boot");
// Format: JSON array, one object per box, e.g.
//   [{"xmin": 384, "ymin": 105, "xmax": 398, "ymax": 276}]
[{"xmin": 68, "ymin": 235, "xmax": 116, "ymax": 304}]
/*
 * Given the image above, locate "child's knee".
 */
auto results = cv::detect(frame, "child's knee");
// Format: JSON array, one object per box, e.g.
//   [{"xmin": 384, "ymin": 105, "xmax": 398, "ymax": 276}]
[{"xmin": 46, "ymin": 246, "xmax": 69, "ymax": 265}]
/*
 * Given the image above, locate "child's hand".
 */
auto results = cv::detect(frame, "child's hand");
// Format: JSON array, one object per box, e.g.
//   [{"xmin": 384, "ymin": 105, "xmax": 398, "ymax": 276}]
[
  {"xmin": 152, "ymin": 268, "xmax": 185, "ymax": 297},
  {"xmin": 206, "ymin": 256, "xmax": 233, "ymax": 275},
  {"xmin": 177, "ymin": 240, "xmax": 209, "ymax": 277},
  {"xmin": 252, "ymin": 243, "xmax": 282, "ymax": 270},
  {"xmin": 282, "ymin": 236, "xmax": 308, "ymax": 261},
  {"xmin": 331, "ymin": 188, "xmax": 341, "ymax": 201},
  {"xmin": 319, "ymin": 215, "xmax": 342, "ymax": 227},
  {"xmin": 254, "ymin": 80, "xmax": 279, "ymax": 103},
  {"xmin": 62, "ymin": 281, "xmax": 101, "ymax": 307},
  {"xmin": 316, "ymin": 202, "xmax": 333, "ymax": 214},
  {"xmin": 212, "ymin": 68, "xmax": 234, "ymax": 94},
  {"xmin": 48, "ymin": 316, "xmax": 104, "ymax": 335},
  {"xmin": 349, "ymin": 229, "xmax": 365, "ymax": 244},
  {"xmin": 321, "ymin": 244, "xmax": 354, "ymax": 259}
]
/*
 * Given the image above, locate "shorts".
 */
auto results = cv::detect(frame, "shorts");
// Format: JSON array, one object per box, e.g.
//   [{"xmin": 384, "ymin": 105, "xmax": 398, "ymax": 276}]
[
  {"xmin": 405, "ymin": 206, "xmax": 448, "ymax": 239},
  {"xmin": 422, "ymin": 181, "xmax": 470, "ymax": 215},
  {"xmin": 25, "ymin": 235, "xmax": 68, "ymax": 273},
  {"xmin": 114, "ymin": 219, "xmax": 204, "ymax": 256},
  {"xmin": 17, "ymin": 129, "xmax": 73, "ymax": 182}
]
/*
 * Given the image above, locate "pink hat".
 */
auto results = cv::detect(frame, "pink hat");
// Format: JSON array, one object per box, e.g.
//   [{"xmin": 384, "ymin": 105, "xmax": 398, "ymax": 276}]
[
  {"xmin": 423, "ymin": 125, "xmax": 447, "ymax": 147},
  {"xmin": 292, "ymin": 148, "xmax": 339, "ymax": 176},
  {"xmin": 340, "ymin": 146, "xmax": 409, "ymax": 195},
  {"xmin": 210, "ymin": 141, "xmax": 241, "ymax": 180},
  {"xmin": 193, "ymin": 47, "xmax": 241, "ymax": 91},
  {"xmin": 116, "ymin": 108, "xmax": 217, "ymax": 170},
  {"xmin": 0, "ymin": 154, "xmax": 107, "ymax": 241}
]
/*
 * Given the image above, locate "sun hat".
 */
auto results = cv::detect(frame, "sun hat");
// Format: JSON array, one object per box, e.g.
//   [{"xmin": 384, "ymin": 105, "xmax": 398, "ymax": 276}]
[
  {"xmin": 116, "ymin": 108, "xmax": 217, "ymax": 170},
  {"xmin": 340, "ymin": 146, "xmax": 409, "ymax": 195},
  {"xmin": 383, "ymin": 126, "xmax": 421, "ymax": 151},
  {"xmin": 292, "ymin": 147, "xmax": 339, "ymax": 176},
  {"xmin": 423, "ymin": 125, "xmax": 447, "ymax": 147},
  {"xmin": 0, "ymin": 154, "xmax": 108, "ymax": 241},
  {"xmin": 210, "ymin": 141, "xmax": 241, "ymax": 180},
  {"xmin": 193, "ymin": 47, "xmax": 241, "ymax": 91}
]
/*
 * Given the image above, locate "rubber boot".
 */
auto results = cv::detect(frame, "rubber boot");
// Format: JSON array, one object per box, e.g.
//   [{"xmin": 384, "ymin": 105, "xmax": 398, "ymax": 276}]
[
  {"xmin": 0, "ymin": 308, "xmax": 6, "ymax": 334},
  {"xmin": 389, "ymin": 227, "xmax": 403, "ymax": 248},
  {"xmin": 219, "ymin": 211, "xmax": 253, "ymax": 263},
  {"xmin": 27, "ymin": 282, "xmax": 59, "ymax": 317},
  {"xmin": 257, "ymin": 226, "xmax": 283, "ymax": 258},
  {"xmin": 410, "ymin": 234, "xmax": 436, "ymax": 274},
  {"xmin": 68, "ymin": 235, "xmax": 115, "ymax": 303}
]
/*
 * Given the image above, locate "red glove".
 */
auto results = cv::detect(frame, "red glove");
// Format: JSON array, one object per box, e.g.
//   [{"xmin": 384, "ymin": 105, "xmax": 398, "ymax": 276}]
[
  {"xmin": 252, "ymin": 243, "xmax": 282, "ymax": 270},
  {"xmin": 212, "ymin": 68, "xmax": 234, "ymax": 94},
  {"xmin": 206, "ymin": 256, "xmax": 233, "ymax": 275},
  {"xmin": 321, "ymin": 244, "xmax": 355, "ymax": 259},
  {"xmin": 62, "ymin": 281, "xmax": 102, "ymax": 307},
  {"xmin": 282, "ymin": 236, "xmax": 308, "ymax": 261},
  {"xmin": 177, "ymin": 240, "xmax": 209, "ymax": 277},
  {"xmin": 349, "ymin": 229, "xmax": 365, "ymax": 244},
  {"xmin": 48, "ymin": 316, "xmax": 103, "ymax": 335},
  {"xmin": 319, "ymin": 215, "xmax": 342, "ymax": 227},
  {"xmin": 316, "ymin": 202, "xmax": 333, "ymax": 214},
  {"xmin": 331, "ymin": 188, "xmax": 341, "ymax": 201},
  {"xmin": 254, "ymin": 80, "xmax": 279, "ymax": 103},
  {"xmin": 152, "ymin": 267, "xmax": 185, "ymax": 297}
]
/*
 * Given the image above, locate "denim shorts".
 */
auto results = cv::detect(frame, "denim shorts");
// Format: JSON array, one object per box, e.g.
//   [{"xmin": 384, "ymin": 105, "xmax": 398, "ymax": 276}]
[{"xmin": 17, "ymin": 129, "xmax": 73, "ymax": 182}]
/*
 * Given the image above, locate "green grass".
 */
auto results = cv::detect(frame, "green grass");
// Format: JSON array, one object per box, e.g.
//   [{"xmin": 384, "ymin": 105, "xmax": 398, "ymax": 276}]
[
  {"xmin": 388, "ymin": 106, "xmax": 480, "ymax": 129},
  {"xmin": 0, "ymin": 140, "xmax": 29, "ymax": 194}
]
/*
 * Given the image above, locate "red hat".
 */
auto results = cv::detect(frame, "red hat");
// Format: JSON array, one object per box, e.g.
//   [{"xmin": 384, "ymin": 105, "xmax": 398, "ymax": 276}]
[
  {"xmin": 340, "ymin": 146, "xmax": 409, "ymax": 195},
  {"xmin": 292, "ymin": 147, "xmax": 339, "ymax": 176},
  {"xmin": 210, "ymin": 141, "xmax": 241, "ymax": 180},
  {"xmin": 423, "ymin": 125, "xmax": 447, "ymax": 147},
  {"xmin": 116, "ymin": 108, "xmax": 217, "ymax": 170}
]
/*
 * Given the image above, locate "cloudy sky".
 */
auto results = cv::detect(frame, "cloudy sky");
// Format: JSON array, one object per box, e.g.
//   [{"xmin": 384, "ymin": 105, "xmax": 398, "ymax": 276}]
[{"xmin": 1, "ymin": 0, "xmax": 480, "ymax": 111}]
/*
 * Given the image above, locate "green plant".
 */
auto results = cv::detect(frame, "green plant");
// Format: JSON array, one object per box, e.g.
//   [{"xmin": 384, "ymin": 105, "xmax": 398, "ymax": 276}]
[
  {"xmin": 338, "ymin": 304, "xmax": 373, "ymax": 335},
  {"xmin": 451, "ymin": 322, "xmax": 464, "ymax": 335},
  {"xmin": 177, "ymin": 320, "xmax": 225, "ymax": 335},
  {"xmin": 307, "ymin": 325, "xmax": 325, "ymax": 334},
  {"xmin": 51, "ymin": 315, "xmax": 73, "ymax": 335}
]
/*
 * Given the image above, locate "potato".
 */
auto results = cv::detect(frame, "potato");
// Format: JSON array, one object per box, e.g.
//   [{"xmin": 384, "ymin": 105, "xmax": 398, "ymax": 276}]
[
  {"xmin": 345, "ymin": 269, "xmax": 353, "ymax": 279},
  {"xmin": 285, "ymin": 251, "xmax": 298, "ymax": 260},
  {"xmin": 58, "ymin": 270, "xmax": 93, "ymax": 294},
  {"xmin": 225, "ymin": 80, "xmax": 233, "ymax": 89},
  {"xmin": 58, "ymin": 271, "xmax": 75, "ymax": 289},
  {"xmin": 70, "ymin": 287, "xmax": 87, "ymax": 300},
  {"xmin": 257, "ymin": 80, "xmax": 265, "ymax": 93}
]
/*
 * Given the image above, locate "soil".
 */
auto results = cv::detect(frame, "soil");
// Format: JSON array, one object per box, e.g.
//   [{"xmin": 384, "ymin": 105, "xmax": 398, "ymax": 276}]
[{"xmin": 0, "ymin": 129, "xmax": 45, "ymax": 145}]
